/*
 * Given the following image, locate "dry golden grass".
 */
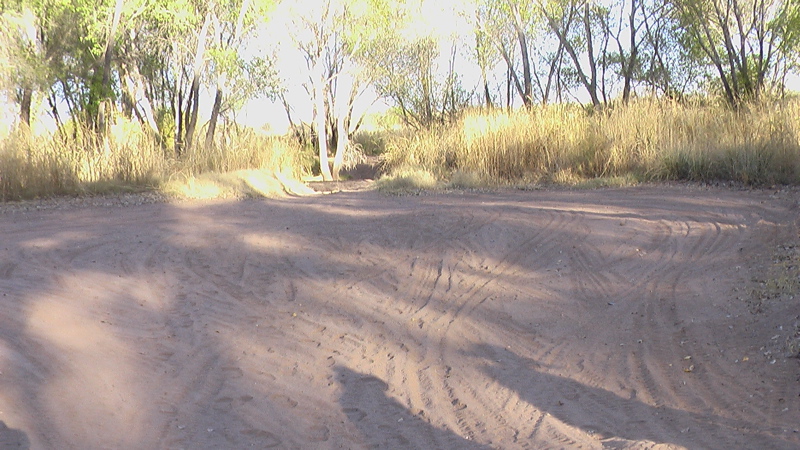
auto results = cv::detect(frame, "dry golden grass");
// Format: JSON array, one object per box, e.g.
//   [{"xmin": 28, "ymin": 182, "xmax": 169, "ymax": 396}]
[
  {"xmin": 375, "ymin": 167, "xmax": 439, "ymax": 193},
  {"xmin": 382, "ymin": 98, "xmax": 800, "ymax": 187},
  {"xmin": 4, "ymin": 99, "xmax": 799, "ymax": 200},
  {"xmin": 0, "ymin": 118, "xmax": 311, "ymax": 201},
  {"xmin": 162, "ymin": 169, "xmax": 316, "ymax": 200}
]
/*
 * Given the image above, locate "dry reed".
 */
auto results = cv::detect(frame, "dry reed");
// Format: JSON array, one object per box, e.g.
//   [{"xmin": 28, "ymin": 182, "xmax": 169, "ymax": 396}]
[
  {"xmin": 383, "ymin": 98, "xmax": 800, "ymax": 187},
  {"xmin": 0, "ymin": 117, "xmax": 310, "ymax": 201}
]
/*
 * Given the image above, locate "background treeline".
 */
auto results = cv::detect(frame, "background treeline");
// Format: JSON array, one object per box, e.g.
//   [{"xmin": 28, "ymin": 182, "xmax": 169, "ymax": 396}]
[{"xmin": 1, "ymin": 0, "xmax": 799, "ymax": 200}]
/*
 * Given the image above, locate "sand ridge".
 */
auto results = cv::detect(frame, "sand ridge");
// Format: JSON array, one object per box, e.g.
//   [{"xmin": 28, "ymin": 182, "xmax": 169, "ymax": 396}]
[{"xmin": 0, "ymin": 185, "xmax": 798, "ymax": 449}]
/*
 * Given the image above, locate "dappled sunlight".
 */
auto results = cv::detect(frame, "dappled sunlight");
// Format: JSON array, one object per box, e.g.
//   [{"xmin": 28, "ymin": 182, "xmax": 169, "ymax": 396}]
[
  {"xmin": 163, "ymin": 169, "xmax": 318, "ymax": 201},
  {"xmin": 24, "ymin": 275, "xmax": 166, "ymax": 447},
  {"xmin": 0, "ymin": 186, "xmax": 797, "ymax": 447},
  {"xmin": 19, "ymin": 233, "xmax": 91, "ymax": 251},
  {"xmin": 469, "ymin": 343, "xmax": 695, "ymax": 449},
  {"xmin": 2, "ymin": 0, "xmax": 799, "ymax": 448},
  {"xmin": 240, "ymin": 232, "xmax": 288, "ymax": 252},
  {"xmin": 168, "ymin": 176, "xmax": 226, "ymax": 200}
]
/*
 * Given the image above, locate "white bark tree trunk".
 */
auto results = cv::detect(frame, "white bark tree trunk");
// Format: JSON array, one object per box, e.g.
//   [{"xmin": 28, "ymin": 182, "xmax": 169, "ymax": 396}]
[{"xmin": 314, "ymin": 59, "xmax": 333, "ymax": 181}]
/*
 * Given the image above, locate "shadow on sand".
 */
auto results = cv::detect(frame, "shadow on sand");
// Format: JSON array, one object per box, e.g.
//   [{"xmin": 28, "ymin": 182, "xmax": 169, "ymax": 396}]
[
  {"xmin": 0, "ymin": 421, "xmax": 29, "ymax": 449},
  {"xmin": 335, "ymin": 366, "xmax": 488, "ymax": 449},
  {"xmin": 470, "ymin": 343, "xmax": 796, "ymax": 449}
]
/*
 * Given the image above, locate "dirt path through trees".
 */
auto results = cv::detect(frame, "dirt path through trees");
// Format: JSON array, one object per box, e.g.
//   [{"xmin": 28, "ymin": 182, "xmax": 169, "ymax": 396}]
[{"xmin": 0, "ymin": 186, "xmax": 798, "ymax": 449}]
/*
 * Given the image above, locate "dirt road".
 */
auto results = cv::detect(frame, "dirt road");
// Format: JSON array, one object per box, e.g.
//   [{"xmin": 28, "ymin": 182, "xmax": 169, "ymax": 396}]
[{"xmin": 1, "ymin": 186, "xmax": 798, "ymax": 449}]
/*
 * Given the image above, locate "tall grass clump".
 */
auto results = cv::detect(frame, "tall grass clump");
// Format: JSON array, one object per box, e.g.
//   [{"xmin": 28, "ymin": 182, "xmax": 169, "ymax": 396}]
[
  {"xmin": 0, "ymin": 120, "xmax": 168, "ymax": 200},
  {"xmin": 0, "ymin": 117, "xmax": 310, "ymax": 201},
  {"xmin": 175, "ymin": 126, "xmax": 312, "ymax": 179},
  {"xmin": 382, "ymin": 98, "xmax": 800, "ymax": 187}
]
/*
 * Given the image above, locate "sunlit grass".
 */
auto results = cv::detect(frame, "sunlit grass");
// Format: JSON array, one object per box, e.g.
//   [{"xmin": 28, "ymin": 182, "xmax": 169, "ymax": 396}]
[
  {"xmin": 4, "ymin": 98, "xmax": 799, "ymax": 201},
  {"xmin": 162, "ymin": 169, "xmax": 316, "ymax": 200},
  {"xmin": 0, "ymin": 117, "xmax": 312, "ymax": 201},
  {"xmin": 376, "ymin": 167, "xmax": 439, "ymax": 193},
  {"xmin": 381, "ymin": 98, "xmax": 800, "ymax": 188}
]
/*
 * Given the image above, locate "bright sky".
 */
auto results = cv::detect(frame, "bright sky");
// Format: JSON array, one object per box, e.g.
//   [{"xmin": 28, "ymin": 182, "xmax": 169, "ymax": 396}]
[{"xmin": 239, "ymin": 0, "xmax": 473, "ymax": 133}]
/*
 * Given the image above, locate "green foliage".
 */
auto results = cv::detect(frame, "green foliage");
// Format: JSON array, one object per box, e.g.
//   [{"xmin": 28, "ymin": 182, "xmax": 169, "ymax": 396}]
[
  {"xmin": 355, "ymin": 1, "xmax": 472, "ymax": 129},
  {"xmin": 670, "ymin": 0, "xmax": 798, "ymax": 104}
]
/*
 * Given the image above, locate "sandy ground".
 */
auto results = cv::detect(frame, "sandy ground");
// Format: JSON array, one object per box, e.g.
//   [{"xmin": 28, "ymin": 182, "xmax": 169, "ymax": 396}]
[{"xmin": 0, "ymin": 185, "xmax": 798, "ymax": 449}]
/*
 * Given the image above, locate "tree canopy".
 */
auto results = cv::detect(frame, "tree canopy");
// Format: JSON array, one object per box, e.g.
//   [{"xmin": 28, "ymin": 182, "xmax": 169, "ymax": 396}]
[{"xmin": 1, "ymin": 0, "xmax": 798, "ymax": 145}]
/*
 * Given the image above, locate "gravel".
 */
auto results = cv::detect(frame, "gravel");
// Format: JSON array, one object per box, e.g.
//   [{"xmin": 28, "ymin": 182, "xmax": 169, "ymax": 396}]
[{"xmin": 0, "ymin": 191, "xmax": 172, "ymax": 214}]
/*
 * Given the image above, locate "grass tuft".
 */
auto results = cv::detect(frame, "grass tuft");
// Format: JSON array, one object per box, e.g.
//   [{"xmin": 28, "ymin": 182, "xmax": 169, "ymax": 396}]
[{"xmin": 376, "ymin": 167, "xmax": 439, "ymax": 193}]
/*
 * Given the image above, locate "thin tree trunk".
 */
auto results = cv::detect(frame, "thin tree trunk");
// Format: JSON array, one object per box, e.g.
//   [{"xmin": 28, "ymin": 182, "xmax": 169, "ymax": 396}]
[
  {"xmin": 281, "ymin": 93, "xmax": 304, "ymax": 145},
  {"xmin": 511, "ymin": 4, "xmax": 532, "ymax": 107},
  {"xmin": 19, "ymin": 86, "xmax": 32, "ymax": 127},
  {"xmin": 96, "ymin": 0, "xmax": 124, "ymax": 131},
  {"xmin": 692, "ymin": 14, "xmax": 737, "ymax": 106},
  {"xmin": 314, "ymin": 60, "xmax": 333, "ymax": 181},
  {"xmin": 332, "ymin": 112, "xmax": 347, "ymax": 180},
  {"xmin": 331, "ymin": 59, "xmax": 357, "ymax": 180},
  {"xmin": 621, "ymin": 0, "xmax": 638, "ymax": 104},
  {"xmin": 121, "ymin": 66, "xmax": 161, "ymax": 137},
  {"xmin": 176, "ymin": 85, "xmax": 185, "ymax": 156},
  {"xmin": 184, "ymin": 82, "xmax": 201, "ymax": 149},
  {"xmin": 583, "ymin": 3, "xmax": 600, "ymax": 106},
  {"xmin": 506, "ymin": 66, "xmax": 512, "ymax": 111},
  {"xmin": 102, "ymin": 0, "xmax": 124, "ymax": 93},
  {"xmin": 497, "ymin": 43, "xmax": 526, "ymax": 108},
  {"xmin": 205, "ymin": 86, "xmax": 223, "ymax": 150},
  {"xmin": 205, "ymin": 0, "xmax": 251, "ymax": 151},
  {"xmin": 184, "ymin": 9, "xmax": 212, "ymax": 151},
  {"xmin": 474, "ymin": 26, "xmax": 492, "ymax": 110},
  {"xmin": 544, "ymin": 5, "xmax": 601, "ymax": 106},
  {"xmin": 544, "ymin": 43, "xmax": 564, "ymax": 104},
  {"xmin": 47, "ymin": 91, "xmax": 62, "ymax": 128}
]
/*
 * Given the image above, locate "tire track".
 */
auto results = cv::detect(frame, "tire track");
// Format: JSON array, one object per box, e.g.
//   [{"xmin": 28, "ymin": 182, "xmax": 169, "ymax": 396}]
[
  {"xmin": 3, "ymin": 188, "xmax": 798, "ymax": 449},
  {"xmin": 403, "ymin": 206, "xmax": 587, "ymax": 441}
]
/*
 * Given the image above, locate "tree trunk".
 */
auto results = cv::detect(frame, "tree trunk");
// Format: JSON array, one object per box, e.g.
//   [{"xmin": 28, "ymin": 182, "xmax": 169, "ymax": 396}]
[
  {"xmin": 184, "ymin": 81, "xmax": 201, "ymax": 149},
  {"xmin": 121, "ymin": 65, "xmax": 160, "ymax": 137},
  {"xmin": 205, "ymin": 0, "xmax": 251, "ymax": 151},
  {"xmin": 543, "ymin": 43, "xmax": 564, "ymax": 104},
  {"xmin": 692, "ymin": 17, "xmax": 737, "ymax": 106},
  {"xmin": 497, "ymin": 43, "xmax": 527, "ymax": 108},
  {"xmin": 545, "ymin": 6, "xmax": 601, "ymax": 106},
  {"xmin": 332, "ymin": 113, "xmax": 347, "ymax": 181},
  {"xmin": 621, "ymin": 0, "xmax": 639, "ymax": 104},
  {"xmin": 583, "ymin": 3, "xmax": 600, "ymax": 106},
  {"xmin": 175, "ymin": 86, "xmax": 185, "ymax": 156},
  {"xmin": 183, "ymin": 10, "xmax": 212, "ymax": 152},
  {"xmin": 314, "ymin": 60, "xmax": 333, "ymax": 181},
  {"xmin": 511, "ymin": 4, "xmax": 533, "ymax": 107},
  {"xmin": 506, "ymin": 66, "xmax": 512, "ymax": 111},
  {"xmin": 281, "ymin": 93, "xmax": 304, "ymax": 146},
  {"xmin": 19, "ymin": 86, "xmax": 32, "ymax": 127},
  {"xmin": 47, "ymin": 91, "xmax": 62, "ymax": 128},
  {"xmin": 102, "ymin": 0, "xmax": 124, "ymax": 93},
  {"xmin": 205, "ymin": 86, "xmax": 223, "ymax": 150},
  {"xmin": 331, "ymin": 59, "xmax": 358, "ymax": 180},
  {"xmin": 96, "ymin": 0, "xmax": 124, "ymax": 131},
  {"xmin": 474, "ymin": 26, "xmax": 492, "ymax": 110}
]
